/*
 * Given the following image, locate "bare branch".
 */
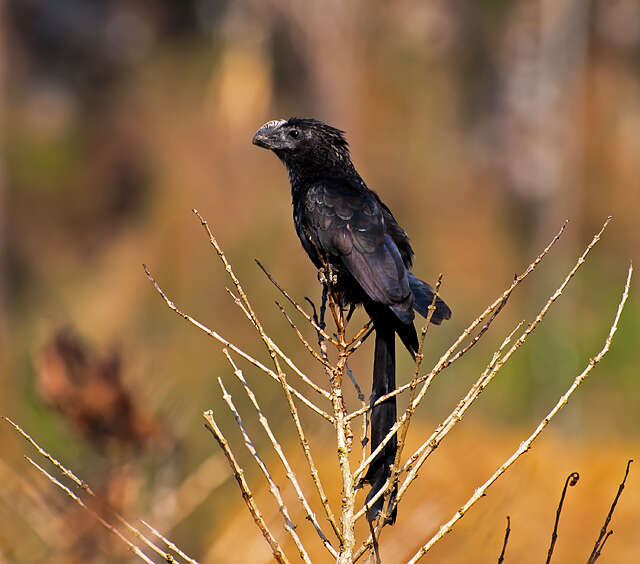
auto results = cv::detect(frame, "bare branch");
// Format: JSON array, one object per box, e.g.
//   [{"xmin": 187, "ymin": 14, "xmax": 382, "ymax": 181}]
[
  {"xmin": 142, "ymin": 264, "xmax": 333, "ymax": 424},
  {"xmin": 217, "ymin": 377, "xmax": 312, "ymax": 564},
  {"xmin": 203, "ymin": 410, "xmax": 289, "ymax": 564},
  {"xmin": 276, "ymin": 300, "xmax": 335, "ymax": 375},
  {"xmin": 353, "ymin": 320, "xmax": 523, "ymax": 527},
  {"xmin": 400, "ymin": 217, "xmax": 615, "ymax": 501},
  {"xmin": 226, "ymin": 286, "xmax": 330, "ymax": 401},
  {"xmin": 587, "ymin": 458, "xmax": 634, "ymax": 564},
  {"xmin": 140, "ymin": 520, "xmax": 199, "ymax": 564},
  {"xmin": 193, "ymin": 210, "xmax": 341, "ymax": 541},
  {"xmin": 3, "ymin": 416, "xmax": 94, "ymax": 496},
  {"xmin": 405, "ymin": 261, "xmax": 632, "ymax": 563},
  {"xmin": 24, "ymin": 457, "xmax": 156, "ymax": 564},
  {"xmin": 5, "ymin": 417, "xmax": 190, "ymax": 563},
  {"xmin": 222, "ymin": 350, "xmax": 338, "ymax": 557},
  {"xmin": 256, "ymin": 259, "xmax": 338, "ymax": 345},
  {"xmin": 373, "ymin": 275, "xmax": 444, "ymax": 532},
  {"xmin": 347, "ymin": 219, "xmax": 571, "ymax": 423}
]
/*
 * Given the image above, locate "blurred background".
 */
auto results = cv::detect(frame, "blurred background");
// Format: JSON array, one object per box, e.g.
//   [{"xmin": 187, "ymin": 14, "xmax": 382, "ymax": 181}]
[{"xmin": 1, "ymin": 1, "xmax": 639, "ymax": 562}]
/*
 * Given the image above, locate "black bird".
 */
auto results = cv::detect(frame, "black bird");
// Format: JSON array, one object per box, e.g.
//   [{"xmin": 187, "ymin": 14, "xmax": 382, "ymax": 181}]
[{"xmin": 252, "ymin": 118, "xmax": 451, "ymax": 523}]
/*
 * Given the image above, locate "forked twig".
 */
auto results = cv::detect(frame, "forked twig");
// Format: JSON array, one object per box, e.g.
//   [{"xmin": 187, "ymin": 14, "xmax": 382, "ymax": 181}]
[
  {"xmin": 405, "ymin": 262, "xmax": 631, "ymax": 563},
  {"xmin": 374, "ymin": 275, "xmax": 443, "ymax": 530},
  {"xmin": 193, "ymin": 210, "xmax": 341, "ymax": 541},
  {"xmin": 203, "ymin": 410, "xmax": 289, "ymax": 564},
  {"xmin": 226, "ymin": 286, "xmax": 331, "ymax": 400},
  {"xmin": 347, "ymin": 220, "xmax": 571, "ymax": 423},
  {"xmin": 142, "ymin": 264, "xmax": 333, "ymax": 424},
  {"xmin": 4, "ymin": 417, "xmax": 190, "ymax": 563},
  {"xmin": 217, "ymin": 377, "xmax": 312, "ymax": 564},
  {"xmin": 276, "ymin": 300, "xmax": 335, "ymax": 373},
  {"xmin": 222, "ymin": 350, "xmax": 337, "ymax": 557},
  {"xmin": 399, "ymin": 218, "xmax": 614, "ymax": 501},
  {"xmin": 256, "ymin": 259, "xmax": 338, "ymax": 345},
  {"xmin": 24, "ymin": 457, "xmax": 157, "ymax": 564},
  {"xmin": 353, "ymin": 319, "xmax": 523, "ymax": 527},
  {"xmin": 587, "ymin": 459, "xmax": 633, "ymax": 564}
]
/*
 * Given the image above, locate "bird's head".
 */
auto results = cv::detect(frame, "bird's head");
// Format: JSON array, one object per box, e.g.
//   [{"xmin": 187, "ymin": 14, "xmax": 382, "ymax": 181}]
[{"xmin": 252, "ymin": 117, "xmax": 352, "ymax": 176}]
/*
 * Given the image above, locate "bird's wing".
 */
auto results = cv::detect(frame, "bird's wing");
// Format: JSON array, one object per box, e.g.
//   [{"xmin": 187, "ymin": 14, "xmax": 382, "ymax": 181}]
[{"xmin": 304, "ymin": 181, "xmax": 413, "ymax": 320}]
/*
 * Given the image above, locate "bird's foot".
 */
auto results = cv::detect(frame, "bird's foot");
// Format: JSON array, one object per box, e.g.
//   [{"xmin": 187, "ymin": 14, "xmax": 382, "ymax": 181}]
[{"xmin": 318, "ymin": 265, "xmax": 338, "ymax": 287}]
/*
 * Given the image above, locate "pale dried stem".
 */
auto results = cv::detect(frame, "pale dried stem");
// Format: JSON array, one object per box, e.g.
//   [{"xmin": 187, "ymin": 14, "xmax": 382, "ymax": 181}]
[
  {"xmin": 406, "ymin": 262, "xmax": 632, "ymax": 563},
  {"xmin": 222, "ymin": 350, "xmax": 337, "ymax": 558},
  {"xmin": 345, "ymin": 361, "xmax": 369, "ymax": 469},
  {"xmin": 346, "ymin": 219, "xmax": 569, "ymax": 423},
  {"xmin": 5, "ymin": 418, "xmax": 187, "ymax": 563},
  {"xmin": 24, "ymin": 457, "xmax": 156, "ymax": 564},
  {"xmin": 203, "ymin": 410, "xmax": 289, "ymax": 564},
  {"xmin": 116, "ymin": 515, "xmax": 182, "ymax": 563},
  {"xmin": 217, "ymin": 377, "xmax": 312, "ymax": 564},
  {"xmin": 276, "ymin": 300, "xmax": 335, "ymax": 373},
  {"xmin": 401, "ymin": 216, "xmax": 613, "ymax": 495},
  {"xmin": 140, "ymin": 520, "xmax": 199, "ymax": 564},
  {"xmin": 4, "ymin": 416, "xmax": 94, "ymax": 495},
  {"xmin": 395, "ymin": 277, "xmax": 442, "ymax": 453},
  {"xmin": 353, "ymin": 220, "xmax": 609, "ymax": 560},
  {"xmin": 142, "ymin": 264, "xmax": 333, "ymax": 424},
  {"xmin": 256, "ymin": 259, "xmax": 338, "ymax": 346},
  {"xmin": 226, "ymin": 287, "xmax": 331, "ymax": 400},
  {"xmin": 347, "ymin": 320, "xmax": 373, "ymax": 349},
  {"xmin": 352, "ymin": 320, "xmax": 522, "ymax": 530},
  {"xmin": 193, "ymin": 210, "xmax": 341, "ymax": 541},
  {"xmin": 327, "ymin": 296, "xmax": 358, "ymax": 564}
]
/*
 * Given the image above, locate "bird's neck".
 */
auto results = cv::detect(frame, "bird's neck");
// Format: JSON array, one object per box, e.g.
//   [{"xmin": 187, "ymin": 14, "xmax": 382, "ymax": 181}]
[{"xmin": 285, "ymin": 157, "xmax": 361, "ymax": 195}]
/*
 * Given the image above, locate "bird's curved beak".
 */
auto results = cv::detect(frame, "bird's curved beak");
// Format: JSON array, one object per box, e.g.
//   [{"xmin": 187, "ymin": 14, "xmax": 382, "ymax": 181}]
[{"xmin": 252, "ymin": 119, "xmax": 286, "ymax": 149}]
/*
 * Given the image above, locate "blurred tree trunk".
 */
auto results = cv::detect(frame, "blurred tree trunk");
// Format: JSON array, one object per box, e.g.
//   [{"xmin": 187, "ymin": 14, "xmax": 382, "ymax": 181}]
[
  {"xmin": 498, "ymin": 0, "xmax": 592, "ymax": 410},
  {"xmin": 0, "ymin": 0, "xmax": 6, "ymax": 342}
]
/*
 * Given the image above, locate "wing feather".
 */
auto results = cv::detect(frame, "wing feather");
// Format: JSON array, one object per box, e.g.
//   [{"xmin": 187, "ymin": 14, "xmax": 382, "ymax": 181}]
[{"xmin": 304, "ymin": 182, "xmax": 414, "ymax": 321}]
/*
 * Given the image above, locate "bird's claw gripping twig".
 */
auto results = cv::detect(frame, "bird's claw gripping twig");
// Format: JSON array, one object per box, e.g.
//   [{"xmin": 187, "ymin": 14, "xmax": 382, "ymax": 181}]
[{"xmin": 318, "ymin": 265, "xmax": 338, "ymax": 287}]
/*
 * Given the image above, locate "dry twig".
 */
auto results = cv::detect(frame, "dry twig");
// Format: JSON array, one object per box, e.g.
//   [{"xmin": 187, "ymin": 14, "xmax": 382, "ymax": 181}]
[
  {"xmin": 546, "ymin": 472, "xmax": 580, "ymax": 563},
  {"xmin": 24, "ymin": 457, "xmax": 157, "ymax": 564},
  {"xmin": 4, "ymin": 417, "xmax": 191, "ymax": 563},
  {"xmin": 203, "ymin": 410, "xmax": 289, "ymax": 564},
  {"xmin": 193, "ymin": 210, "xmax": 342, "ymax": 541},
  {"xmin": 497, "ymin": 516, "xmax": 511, "ymax": 564},
  {"xmin": 405, "ymin": 261, "xmax": 632, "ymax": 563},
  {"xmin": 142, "ymin": 264, "xmax": 333, "ymax": 424},
  {"xmin": 222, "ymin": 349, "xmax": 337, "ymax": 557},
  {"xmin": 217, "ymin": 376, "xmax": 313, "ymax": 563},
  {"xmin": 587, "ymin": 459, "xmax": 634, "ymax": 564}
]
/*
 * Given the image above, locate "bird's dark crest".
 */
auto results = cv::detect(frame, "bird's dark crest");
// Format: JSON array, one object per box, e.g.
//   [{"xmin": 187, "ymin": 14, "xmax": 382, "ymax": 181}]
[{"xmin": 286, "ymin": 117, "xmax": 349, "ymax": 148}]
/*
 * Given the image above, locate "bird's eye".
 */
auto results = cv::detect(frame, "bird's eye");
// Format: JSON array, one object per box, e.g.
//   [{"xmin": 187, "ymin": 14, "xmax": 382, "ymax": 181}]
[{"xmin": 288, "ymin": 129, "xmax": 300, "ymax": 139}]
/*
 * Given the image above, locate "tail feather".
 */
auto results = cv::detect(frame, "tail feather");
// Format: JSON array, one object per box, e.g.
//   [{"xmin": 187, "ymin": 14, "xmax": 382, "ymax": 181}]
[
  {"xmin": 363, "ymin": 315, "xmax": 398, "ymax": 524},
  {"xmin": 361, "ymin": 277, "xmax": 450, "ymax": 524},
  {"xmin": 408, "ymin": 273, "xmax": 452, "ymax": 324}
]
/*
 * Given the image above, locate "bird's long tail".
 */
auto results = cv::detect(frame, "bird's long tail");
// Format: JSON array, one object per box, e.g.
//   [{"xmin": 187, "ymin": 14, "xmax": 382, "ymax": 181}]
[{"xmin": 362, "ymin": 315, "xmax": 398, "ymax": 524}]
